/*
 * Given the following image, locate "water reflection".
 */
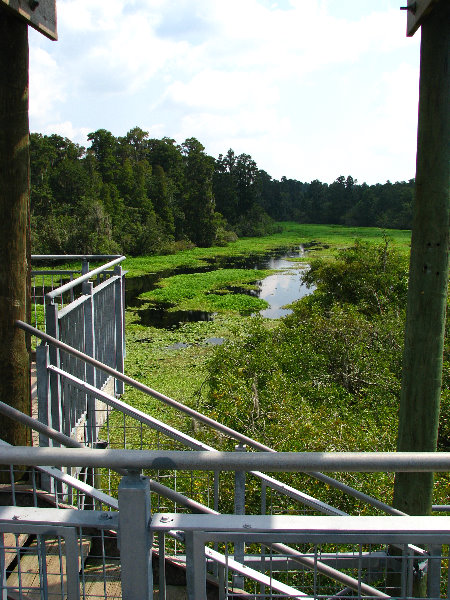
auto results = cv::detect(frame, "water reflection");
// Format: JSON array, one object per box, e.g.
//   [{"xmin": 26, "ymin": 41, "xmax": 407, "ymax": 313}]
[
  {"xmin": 257, "ymin": 266, "xmax": 311, "ymax": 319},
  {"xmin": 128, "ymin": 246, "xmax": 314, "ymax": 327}
]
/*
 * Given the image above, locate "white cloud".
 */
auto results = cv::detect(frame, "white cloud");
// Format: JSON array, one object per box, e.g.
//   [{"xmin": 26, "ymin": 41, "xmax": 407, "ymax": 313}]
[
  {"xmin": 40, "ymin": 122, "xmax": 91, "ymax": 147},
  {"xmin": 29, "ymin": 47, "xmax": 66, "ymax": 124},
  {"xmin": 164, "ymin": 70, "xmax": 280, "ymax": 111},
  {"xmin": 28, "ymin": 0, "xmax": 421, "ymax": 184},
  {"xmin": 58, "ymin": 0, "xmax": 126, "ymax": 32},
  {"xmin": 176, "ymin": 107, "xmax": 290, "ymax": 148}
]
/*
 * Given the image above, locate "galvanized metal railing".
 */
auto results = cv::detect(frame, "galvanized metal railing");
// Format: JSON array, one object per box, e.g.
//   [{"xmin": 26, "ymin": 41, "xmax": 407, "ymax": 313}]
[
  {"xmin": 0, "ymin": 444, "xmax": 449, "ymax": 600},
  {"xmin": 30, "ymin": 256, "xmax": 126, "ymax": 449},
  {"xmin": 12, "ymin": 321, "xmax": 450, "ymax": 598},
  {"xmin": 19, "ymin": 320, "xmax": 409, "ymax": 520},
  {"xmin": 31, "ymin": 254, "xmax": 124, "ymax": 333}
]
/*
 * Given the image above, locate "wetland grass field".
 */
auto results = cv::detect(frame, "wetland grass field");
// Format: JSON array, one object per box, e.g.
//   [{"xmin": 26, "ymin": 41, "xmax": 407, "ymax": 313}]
[
  {"xmin": 121, "ymin": 222, "xmax": 412, "ymax": 423},
  {"xmin": 110, "ymin": 222, "xmax": 449, "ymax": 509}
]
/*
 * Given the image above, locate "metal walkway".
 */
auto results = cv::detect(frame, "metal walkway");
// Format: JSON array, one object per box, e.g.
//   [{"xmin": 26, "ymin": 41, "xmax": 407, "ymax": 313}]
[{"xmin": 0, "ymin": 256, "xmax": 447, "ymax": 599}]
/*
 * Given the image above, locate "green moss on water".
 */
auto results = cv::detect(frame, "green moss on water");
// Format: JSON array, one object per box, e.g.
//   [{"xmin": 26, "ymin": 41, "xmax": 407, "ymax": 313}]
[
  {"xmin": 122, "ymin": 313, "xmax": 248, "ymax": 425},
  {"xmin": 122, "ymin": 224, "xmax": 412, "ymax": 418},
  {"xmin": 122, "ymin": 223, "xmax": 411, "ymax": 277},
  {"xmin": 139, "ymin": 268, "xmax": 270, "ymax": 313}
]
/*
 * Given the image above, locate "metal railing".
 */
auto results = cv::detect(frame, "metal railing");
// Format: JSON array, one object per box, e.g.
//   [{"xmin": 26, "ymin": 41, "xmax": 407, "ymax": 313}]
[
  {"xmin": 30, "ymin": 256, "xmax": 126, "ymax": 449},
  {"xmin": 0, "ymin": 445, "xmax": 449, "ymax": 600},
  {"xmin": 10, "ymin": 320, "xmax": 450, "ymax": 598},
  {"xmin": 31, "ymin": 254, "xmax": 124, "ymax": 334},
  {"xmin": 19, "ymin": 320, "xmax": 412, "ymax": 519}
]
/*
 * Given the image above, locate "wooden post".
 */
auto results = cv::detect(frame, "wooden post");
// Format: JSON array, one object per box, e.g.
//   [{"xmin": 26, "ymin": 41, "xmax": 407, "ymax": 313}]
[
  {"xmin": 0, "ymin": 8, "xmax": 31, "ymax": 446},
  {"xmin": 393, "ymin": 0, "xmax": 450, "ymax": 516}
]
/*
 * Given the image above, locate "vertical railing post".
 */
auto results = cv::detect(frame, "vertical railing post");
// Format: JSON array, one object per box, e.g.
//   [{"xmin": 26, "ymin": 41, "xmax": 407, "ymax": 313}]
[
  {"xmin": 45, "ymin": 299, "xmax": 61, "ymax": 437},
  {"xmin": 233, "ymin": 444, "xmax": 246, "ymax": 591},
  {"xmin": 0, "ymin": 533, "xmax": 7, "ymax": 600},
  {"xmin": 36, "ymin": 343, "xmax": 53, "ymax": 494},
  {"xmin": 185, "ymin": 531, "xmax": 207, "ymax": 600},
  {"xmin": 260, "ymin": 480, "xmax": 267, "ymax": 597},
  {"xmin": 44, "ymin": 300, "xmax": 62, "ymax": 496},
  {"xmin": 118, "ymin": 471, "xmax": 153, "ymax": 600},
  {"xmin": 426, "ymin": 546, "xmax": 442, "ymax": 599},
  {"xmin": 213, "ymin": 470, "xmax": 220, "ymax": 580},
  {"xmin": 158, "ymin": 532, "xmax": 166, "ymax": 600},
  {"xmin": 82, "ymin": 281, "xmax": 96, "ymax": 446},
  {"xmin": 81, "ymin": 259, "xmax": 89, "ymax": 276},
  {"xmin": 36, "ymin": 343, "xmax": 51, "ymax": 448},
  {"xmin": 218, "ymin": 567, "xmax": 225, "ymax": 600},
  {"xmin": 114, "ymin": 265, "xmax": 125, "ymax": 395}
]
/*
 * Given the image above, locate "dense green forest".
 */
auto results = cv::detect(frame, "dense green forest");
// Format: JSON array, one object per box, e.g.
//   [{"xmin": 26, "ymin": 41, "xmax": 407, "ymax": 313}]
[{"xmin": 30, "ymin": 127, "xmax": 414, "ymax": 255}]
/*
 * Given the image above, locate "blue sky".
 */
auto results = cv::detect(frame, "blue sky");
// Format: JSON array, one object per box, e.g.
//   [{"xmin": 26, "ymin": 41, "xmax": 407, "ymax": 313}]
[{"xmin": 29, "ymin": 0, "xmax": 421, "ymax": 184}]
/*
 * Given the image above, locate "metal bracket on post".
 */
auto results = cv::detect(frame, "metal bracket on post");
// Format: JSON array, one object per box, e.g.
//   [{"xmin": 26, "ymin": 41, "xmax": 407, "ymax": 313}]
[
  {"xmin": 113, "ymin": 265, "xmax": 125, "ymax": 395},
  {"xmin": 81, "ymin": 258, "xmax": 89, "ymax": 276},
  {"xmin": 118, "ymin": 470, "xmax": 153, "ymax": 600}
]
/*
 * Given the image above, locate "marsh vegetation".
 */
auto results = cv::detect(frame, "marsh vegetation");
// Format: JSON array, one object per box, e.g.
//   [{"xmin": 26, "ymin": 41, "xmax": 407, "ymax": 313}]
[{"xmin": 119, "ymin": 223, "xmax": 449, "ymax": 511}]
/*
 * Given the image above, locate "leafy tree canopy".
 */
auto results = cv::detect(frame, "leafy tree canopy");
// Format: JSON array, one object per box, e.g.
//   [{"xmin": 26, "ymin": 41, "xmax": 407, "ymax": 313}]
[{"xmin": 30, "ymin": 128, "xmax": 415, "ymax": 256}]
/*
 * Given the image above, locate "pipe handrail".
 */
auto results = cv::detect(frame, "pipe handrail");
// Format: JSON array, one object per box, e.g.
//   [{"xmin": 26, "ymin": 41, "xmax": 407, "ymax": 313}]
[
  {"xmin": 13, "ymin": 321, "xmax": 419, "ymax": 516},
  {"xmin": 31, "ymin": 254, "xmax": 123, "ymax": 261},
  {"xmin": 17, "ymin": 320, "xmax": 273, "ymax": 452},
  {"xmin": 0, "ymin": 446, "xmax": 449, "ymax": 471},
  {"xmin": 0, "ymin": 401, "xmax": 217, "ymax": 516},
  {"xmin": 47, "ymin": 364, "xmax": 395, "ymax": 517},
  {"xmin": 44, "ymin": 256, "xmax": 125, "ymax": 300}
]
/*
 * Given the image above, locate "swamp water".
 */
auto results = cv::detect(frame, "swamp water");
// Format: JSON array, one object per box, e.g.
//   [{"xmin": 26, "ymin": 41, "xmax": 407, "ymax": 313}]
[{"xmin": 126, "ymin": 246, "xmax": 314, "ymax": 329}]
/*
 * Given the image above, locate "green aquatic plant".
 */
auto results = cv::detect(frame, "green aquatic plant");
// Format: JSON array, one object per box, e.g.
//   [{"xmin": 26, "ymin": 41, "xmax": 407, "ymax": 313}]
[
  {"xmin": 122, "ymin": 222, "xmax": 412, "ymax": 277},
  {"xmin": 140, "ymin": 268, "xmax": 271, "ymax": 313}
]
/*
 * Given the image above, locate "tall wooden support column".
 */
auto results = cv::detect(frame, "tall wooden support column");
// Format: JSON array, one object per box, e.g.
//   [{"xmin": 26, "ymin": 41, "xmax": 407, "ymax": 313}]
[
  {"xmin": 0, "ymin": 8, "xmax": 31, "ymax": 446},
  {"xmin": 393, "ymin": 0, "xmax": 450, "ymax": 515}
]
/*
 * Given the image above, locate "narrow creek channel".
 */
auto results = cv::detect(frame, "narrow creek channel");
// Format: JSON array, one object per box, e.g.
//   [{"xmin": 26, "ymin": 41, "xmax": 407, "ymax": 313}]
[{"xmin": 126, "ymin": 246, "xmax": 314, "ymax": 328}]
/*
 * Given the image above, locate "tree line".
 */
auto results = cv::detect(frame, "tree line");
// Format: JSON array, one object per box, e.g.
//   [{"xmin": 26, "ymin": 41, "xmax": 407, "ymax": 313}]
[{"xmin": 30, "ymin": 127, "xmax": 414, "ymax": 255}]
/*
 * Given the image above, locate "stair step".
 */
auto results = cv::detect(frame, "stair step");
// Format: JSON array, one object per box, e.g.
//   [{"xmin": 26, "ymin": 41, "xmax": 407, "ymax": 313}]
[
  {"xmin": 82, "ymin": 556, "xmax": 122, "ymax": 598},
  {"xmin": 6, "ymin": 535, "xmax": 91, "ymax": 600},
  {"xmin": 154, "ymin": 585, "xmax": 188, "ymax": 599},
  {"xmin": 2, "ymin": 533, "xmax": 29, "ymax": 571}
]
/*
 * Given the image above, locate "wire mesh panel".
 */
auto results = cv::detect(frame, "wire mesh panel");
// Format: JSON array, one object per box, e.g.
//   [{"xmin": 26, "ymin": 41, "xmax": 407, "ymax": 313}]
[
  {"xmin": 58, "ymin": 300, "xmax": 89, "ymax": 441},
  {"xmin": 0, "ymin": 525, "xmax": 122, "ymax": 600},
  {"xmin": 93, "ymin": 280, "xmax": 117, "ymax": 389},
  {"xmin": 1, "ymin": 525, "xmax": 81, "ymax": 600},
  {"xmin": 0, "ymin": 461, "xmax": 122, "ymax": 599},
  {"xmin": 80, "ymin": 529, "xmax": 122, "ymax": 600},
  {"xmin": 30, "ymin": 269, "xmax": 80, "ymax": 350},
  {"xmin": 152, "ymin": 518, "xmax": 450, "ymax": 600},
  {"xmin": 34, "ymin": 259, "xmax": 125, "ymax": 456}
]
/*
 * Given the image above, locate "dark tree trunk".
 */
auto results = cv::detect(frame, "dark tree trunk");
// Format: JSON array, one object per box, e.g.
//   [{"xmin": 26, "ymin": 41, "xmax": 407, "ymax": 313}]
[{"xmin": 0, "ymin": 7, "xmax": 31, "ymax": 446}]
